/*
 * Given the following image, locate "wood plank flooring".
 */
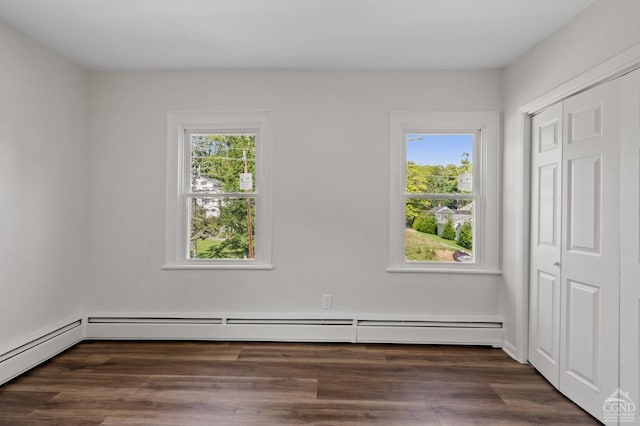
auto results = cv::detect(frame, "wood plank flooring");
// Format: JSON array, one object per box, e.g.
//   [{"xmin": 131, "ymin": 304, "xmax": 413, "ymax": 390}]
[{"xmin": 0, "ymin": 341, "xmax": 599, "ymax": 425}]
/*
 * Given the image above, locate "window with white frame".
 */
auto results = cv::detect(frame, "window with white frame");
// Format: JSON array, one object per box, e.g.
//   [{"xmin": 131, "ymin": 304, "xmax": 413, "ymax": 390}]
[
  {"xmin": 388, "ymin": 111, "xmax": 500, "ymax": 273},
  {"xmin": 164, "ymin": 111, "xmax": 272, "ymax": 269}
]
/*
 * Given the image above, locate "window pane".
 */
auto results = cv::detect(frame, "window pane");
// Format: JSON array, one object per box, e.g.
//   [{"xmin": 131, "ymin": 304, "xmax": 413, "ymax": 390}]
[
  {"xmin": 188, "ymin": 197, "xmax": 256, "ymax": 260},
  {"xmin": 406, "ymin": 133, "xmax": 473, "ymax": 194},
  {"xmin": 405, "ymin": 198, "xmax": 474, "ymax": 263},
  {"xmin": 191, "ymin": 134, "xmax": 256, "ymax": 193}
]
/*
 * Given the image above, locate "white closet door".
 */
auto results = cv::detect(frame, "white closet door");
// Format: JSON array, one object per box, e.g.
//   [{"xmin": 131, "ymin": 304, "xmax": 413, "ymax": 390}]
[
  {"xmin": 529, "ymin": 103, "xmax": 563, "ymax": 388},
  {"xmin": 560, "ymin": 79, "xmax": 620, "ymax": 424},
  {"xmin": 620, "ymin": 68, "xmax": 640, "ymax": 422}
]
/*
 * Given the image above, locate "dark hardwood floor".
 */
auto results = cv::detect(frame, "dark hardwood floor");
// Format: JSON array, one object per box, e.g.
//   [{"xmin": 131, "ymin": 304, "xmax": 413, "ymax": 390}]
[{"xmin": 0, "ymin": 341, "xmax": 599, "ymax": 425}]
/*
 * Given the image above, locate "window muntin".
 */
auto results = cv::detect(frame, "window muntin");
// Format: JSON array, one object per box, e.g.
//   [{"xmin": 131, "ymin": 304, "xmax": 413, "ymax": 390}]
[{"xmin": 404, "ymin": 133, "xmax": 476, "ymax": 263}]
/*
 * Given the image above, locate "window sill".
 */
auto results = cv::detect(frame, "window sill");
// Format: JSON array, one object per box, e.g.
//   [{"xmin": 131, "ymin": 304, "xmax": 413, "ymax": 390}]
[
  {"xmin": 386, "ymin": 266, "xmax": 502, "ymax": 275},
  {"xmin": 163, "ymin": 263, "xmax": 274, "ymax": 270}
]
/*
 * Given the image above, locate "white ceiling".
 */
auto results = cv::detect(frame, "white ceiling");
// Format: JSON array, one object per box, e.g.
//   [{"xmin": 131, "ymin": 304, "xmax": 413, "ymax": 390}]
[{"xmin": 0, "ymin": 0, "xmax": 594, "ymax": 71}]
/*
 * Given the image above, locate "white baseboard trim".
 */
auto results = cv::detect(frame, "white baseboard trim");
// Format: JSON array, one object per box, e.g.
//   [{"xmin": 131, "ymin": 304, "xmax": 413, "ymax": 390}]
[
  {"xmin": 0, "ymin": 319, "xmax": 84, "ymax": 386},
  {"xmin": 502, "ymin": 340, "xmax": 525, "ymax": 363}
]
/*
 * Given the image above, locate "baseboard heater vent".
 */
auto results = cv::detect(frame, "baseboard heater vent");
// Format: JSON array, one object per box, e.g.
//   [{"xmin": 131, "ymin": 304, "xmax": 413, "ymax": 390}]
[
  {"xmin": 0, "ymin": 319, "xmax": 82, "ymax": 364},
  {"xmin": 357, "ymin": 320, "xmax": 502, "ymax": 328},
  {"xmin": 87, "ymin": 317, "xmax": 223, "ymax": 325},
  {"xmin": 84, "ymin": 315, "xmax": 503, "ymax": 346},
  {"xmin": 226, "ymin": 318, "xmax": 354, "ymax": 326}
]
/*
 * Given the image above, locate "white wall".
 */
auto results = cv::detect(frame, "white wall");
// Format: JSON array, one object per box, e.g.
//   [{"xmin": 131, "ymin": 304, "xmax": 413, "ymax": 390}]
[
  {"xmin": 86, "ymin": 70, "xmax": 502, "ymax": 319},
  {"xmin": 0, "ymin": 21, "xmax": 89, "ymax": 350},
  {"xmin": 501, "ymin": 0, "xmax": 640, "ymax": 360},
  {"xmin": 9, "ymin": 0, "xmax": 636, "ymax": 354}
]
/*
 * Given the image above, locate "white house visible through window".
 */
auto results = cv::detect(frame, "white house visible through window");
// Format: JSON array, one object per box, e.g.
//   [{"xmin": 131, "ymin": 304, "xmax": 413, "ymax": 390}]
[
  {"xmin": 388, "ymin": 111, "xmax": 500, "ymax": 273},
  {"xmin": 165, "ymin": 112, "xmax": 273, "ymax": 269}
]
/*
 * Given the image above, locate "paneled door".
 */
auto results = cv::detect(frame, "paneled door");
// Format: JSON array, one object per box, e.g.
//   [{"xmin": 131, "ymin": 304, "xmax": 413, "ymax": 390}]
[
  {"xmin": 620, "ymin": 67, "xmax": 640, "ymax": 422},
  {"xmin": 560, "ymin": 79, "xmax": 620, "ymax": 423},
  {"xmin": 529, "ymin": 103, "xmax": 563, "ymax": 388}
]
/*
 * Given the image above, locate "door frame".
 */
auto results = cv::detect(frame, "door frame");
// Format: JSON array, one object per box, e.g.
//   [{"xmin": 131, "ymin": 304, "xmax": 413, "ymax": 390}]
[{"xmin": 510, "ymin": 42, "xmax": 640, "ymax": 364}]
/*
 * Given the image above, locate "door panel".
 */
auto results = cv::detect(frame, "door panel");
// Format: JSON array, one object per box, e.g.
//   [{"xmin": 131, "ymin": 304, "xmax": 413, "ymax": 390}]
[
  {"xmin": 535, "ymin": 271, "xmax": 558, "ymax": 362},
  {"xmin": 539, "ymin": 118, "xmax": 560, "ymax": 152},
  {"xmin": 568, "ymin": 104, "xmax": 603, "ymax": 143},
  {"xmin": 529, "ymin": 103, "xmax": 563, "ymax": 387},
  {"xmin": 538, "ymin": 164, "xmax": 558, "ymax": 246},
  {"xmin": 566, "ymin": 155, "xmax": 601, "ymax": 253},
  {"xmin": 620, "ymin": 68, "xmax": 640, "ymax": 424},
  {"xmin": 560, "ymin": 79, "xmax": 620, "ymax": 424},
  {"xmin": 566, "ymin": 279, "xmax": 600, "ymax": 390}
]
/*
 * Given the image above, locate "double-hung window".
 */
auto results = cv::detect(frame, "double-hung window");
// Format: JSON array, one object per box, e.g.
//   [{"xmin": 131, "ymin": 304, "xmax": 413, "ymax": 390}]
[
  {"xmin": 165, "ymin": 111, "xmax": 273, "ymax": 269},
  {"xmin": 388, "ymin": 111, "xmax": 500, "ymax": 273}
]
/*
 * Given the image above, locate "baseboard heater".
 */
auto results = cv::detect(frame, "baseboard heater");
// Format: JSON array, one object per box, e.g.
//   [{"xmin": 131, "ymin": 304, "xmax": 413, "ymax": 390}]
[
  {"xmin": 87, "ymin": 317, "xmax": 223, "ymax": 325},
  {"xmin": 0, "ymin": 320, "xmax": 82, "ymax": 364},
  {"xmin": 87, "ymin": 317, "xmax": 353, "ymax": 326},
  {"xmin": 225, "ymin": 318, "xmax": 353, "ymax": 326},
  {"xmin": 357, "ymin": 320, "xmax": 502, "ymax": 328},
  {"xmin": 85, "ymin": 315, "xmax": 503, "ymax": 345},
  {"xmin": 0, "ymin": 319, "xmax": 83, "ymax": 386}
]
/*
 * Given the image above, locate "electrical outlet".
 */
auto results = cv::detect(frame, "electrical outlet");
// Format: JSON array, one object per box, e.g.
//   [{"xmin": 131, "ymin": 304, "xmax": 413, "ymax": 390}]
[{"xmin": 322, "ymin": 294, "xmax": 332, "ymax": 310}]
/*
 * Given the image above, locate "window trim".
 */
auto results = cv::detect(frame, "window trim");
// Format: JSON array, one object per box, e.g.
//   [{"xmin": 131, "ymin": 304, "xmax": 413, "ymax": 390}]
[
  {"xmin": 164, "ymin": 111, "xmax": 273, "ymax": 270},
  {"xmin": 388, "ymin": 111, "xmax": 501, "ymax": 274}
]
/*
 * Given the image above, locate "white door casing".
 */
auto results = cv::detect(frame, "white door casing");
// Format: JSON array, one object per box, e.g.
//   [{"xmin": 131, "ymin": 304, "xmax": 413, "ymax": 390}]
[
  {"xmin": 529, "ymin": 103, "xmax": 563, "ymax": 388},
  {"xmin": 620, "ymin": 67, "xmax": 640, "ymax": 422},
  {"xmin": 559, "ymin": 79, "xmax": 620, "ymax": 424}
]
